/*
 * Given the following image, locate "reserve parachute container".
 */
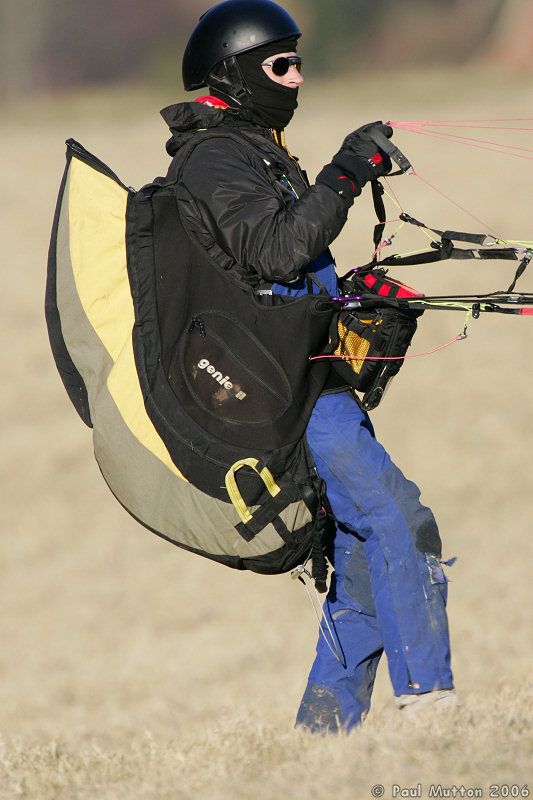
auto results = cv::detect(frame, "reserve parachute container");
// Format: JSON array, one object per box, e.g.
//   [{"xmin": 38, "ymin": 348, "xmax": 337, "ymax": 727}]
[{"xmin": 46, "ymin": 138, "xmax": 334, "ymax": 588}]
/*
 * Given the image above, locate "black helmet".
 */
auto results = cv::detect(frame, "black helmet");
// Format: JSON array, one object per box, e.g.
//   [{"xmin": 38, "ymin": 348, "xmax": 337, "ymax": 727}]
[{"xmin": 183, "ymin": 0, "xmax": 301, "ymax": 91}]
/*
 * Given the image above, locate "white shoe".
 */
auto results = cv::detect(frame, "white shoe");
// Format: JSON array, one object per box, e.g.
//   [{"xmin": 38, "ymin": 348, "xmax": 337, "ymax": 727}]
[{"xmin": 395, "ymin": 688, "xmax": 459, "ymax": 717}]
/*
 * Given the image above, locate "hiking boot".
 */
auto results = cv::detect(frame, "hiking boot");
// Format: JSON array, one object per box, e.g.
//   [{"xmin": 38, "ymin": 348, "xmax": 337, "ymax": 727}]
[{"xmin": 395, "ymin": 688, "xmax": 459, "ymax": 717}]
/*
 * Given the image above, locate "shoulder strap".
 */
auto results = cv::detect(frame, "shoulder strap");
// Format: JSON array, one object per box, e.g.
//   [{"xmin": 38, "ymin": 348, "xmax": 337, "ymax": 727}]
[{"xmin": 158, "ymin": 129, "xmax": 271, "ymax": 190}]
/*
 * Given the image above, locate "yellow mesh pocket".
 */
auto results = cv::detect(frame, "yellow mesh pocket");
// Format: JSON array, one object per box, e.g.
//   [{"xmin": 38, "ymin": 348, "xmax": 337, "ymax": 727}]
[{"xmin": 334, "ymin": 319, "xmax": 373, "ymax": 375}]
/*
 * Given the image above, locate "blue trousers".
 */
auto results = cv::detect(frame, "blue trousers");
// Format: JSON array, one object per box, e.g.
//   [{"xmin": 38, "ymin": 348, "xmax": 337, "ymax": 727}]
[{"xmin": 296, "ymin": 391, "xmax": 453, "ymax": 733}]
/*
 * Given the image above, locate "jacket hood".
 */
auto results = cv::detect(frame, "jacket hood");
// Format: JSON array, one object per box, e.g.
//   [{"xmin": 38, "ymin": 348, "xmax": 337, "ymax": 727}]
[
  {"xmin": 161, "ymin": 102, "xmax": 226, "ymax": 156},
  {"xmin": 161, "ymin": 100, "xmax": 274, "ymax": 156}
]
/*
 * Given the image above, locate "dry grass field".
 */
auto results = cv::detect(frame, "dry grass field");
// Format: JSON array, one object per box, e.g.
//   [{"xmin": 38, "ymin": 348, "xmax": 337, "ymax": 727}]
[{"xmin": 1, "ymin": 67, "xmax": 532, "ymax": 799}]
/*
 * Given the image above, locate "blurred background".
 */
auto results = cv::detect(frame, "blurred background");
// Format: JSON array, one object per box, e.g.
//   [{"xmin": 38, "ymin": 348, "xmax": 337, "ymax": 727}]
[
  {"xmin": 1, "ymin": 2, "xmax": 532, "ymax": 799},
  {"xmin": 2, "ymin": 0, "xmax": 533, "ymax": 98}
]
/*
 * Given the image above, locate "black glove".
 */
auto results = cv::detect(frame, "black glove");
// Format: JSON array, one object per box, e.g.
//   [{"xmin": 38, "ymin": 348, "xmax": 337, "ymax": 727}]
[{"xmin": 316, "ymin": 122, "xmax": 393, "ymax": 202}]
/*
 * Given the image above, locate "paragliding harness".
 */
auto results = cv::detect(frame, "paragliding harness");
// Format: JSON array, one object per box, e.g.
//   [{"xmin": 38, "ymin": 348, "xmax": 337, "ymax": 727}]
[{"xmin": 46, "ymin": 133, "xmax": 336, "ymax": 591}]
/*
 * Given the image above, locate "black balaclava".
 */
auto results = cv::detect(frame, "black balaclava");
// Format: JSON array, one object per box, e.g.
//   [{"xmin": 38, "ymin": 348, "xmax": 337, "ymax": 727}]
[{"xmin": 235, "ymin": 36, "xmax": 300, "ymax": 129}]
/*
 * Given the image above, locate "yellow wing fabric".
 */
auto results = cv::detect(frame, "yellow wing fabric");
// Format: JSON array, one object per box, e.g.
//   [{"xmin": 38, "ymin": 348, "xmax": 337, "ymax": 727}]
[{"xmin": 67, "ymin": 157, "xmax": 185, "ymax": 480}]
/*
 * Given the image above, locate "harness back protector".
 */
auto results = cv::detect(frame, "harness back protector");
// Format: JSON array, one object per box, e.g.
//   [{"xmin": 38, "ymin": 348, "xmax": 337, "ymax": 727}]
[{"xmin": 46, "ymin": 137, "xmax": 334, "ymax": 586}]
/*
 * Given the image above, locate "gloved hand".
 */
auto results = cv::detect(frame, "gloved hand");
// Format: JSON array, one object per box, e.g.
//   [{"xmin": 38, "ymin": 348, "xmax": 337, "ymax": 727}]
[{"xmin": 316, "ymin": 122, "xmax": 393, "ymax": 202}]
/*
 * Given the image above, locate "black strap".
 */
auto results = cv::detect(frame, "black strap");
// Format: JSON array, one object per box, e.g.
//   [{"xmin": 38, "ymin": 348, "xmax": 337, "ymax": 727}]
[
  {"xmin": 358, "ymin": 165, "xmax": 530, "ymax": 292},
  {"xmin": 507, "ymin": 249, "xmax": 533, "ymax": 292},
  {"xmin": 234, "ymin": 477, "xmax": 301, "ymax": 540},
  {"xmin": 371, "ymin": 180, "xmax": 386, "ymax": 262},
  {"xmin": 158, "ymin": 128, "xmax": 283, "ymax": 189},
  {"xmin": 365, "ymin": 244, "xmax": 520, "ymax": 268},
  {"xmin": 271, "ymin": 516, "xmax": 298, "ymax": 549},
  {"xmin": 306, "ymin": 271, "xmax": 328, "ymax": 295},
  {"xmin": 399, "ymin": 212, "xmax": 498, "ymax": 247},
  {"xmin": 363, "ymin": 208, "xmax": 523, "ymax": 268},
  {"xmin": 310, "ymin": 506, "xmax": 329, "ymax": 594}
]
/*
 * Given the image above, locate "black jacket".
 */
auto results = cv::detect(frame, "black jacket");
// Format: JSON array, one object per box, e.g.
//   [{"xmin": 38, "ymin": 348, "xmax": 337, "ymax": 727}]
[{"xmin": 161, "ymin": 102, "xmax": 352, "ymax": 287}]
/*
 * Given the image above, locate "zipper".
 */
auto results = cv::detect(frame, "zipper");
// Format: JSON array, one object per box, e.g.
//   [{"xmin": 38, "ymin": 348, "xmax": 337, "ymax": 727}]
[
  {"xmin": 188, "ymin": 322, "xmax": 290, "ymax": 404},
  {"xmin": 66, "ymin": 138, "xmax": 135, "ymax": 193}
]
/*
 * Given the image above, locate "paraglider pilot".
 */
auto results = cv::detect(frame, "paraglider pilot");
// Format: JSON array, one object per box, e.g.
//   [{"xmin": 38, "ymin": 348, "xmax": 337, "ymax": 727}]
[{"xmin": 169, "ymin": 0, "xmax": 457, "ymax": 731}]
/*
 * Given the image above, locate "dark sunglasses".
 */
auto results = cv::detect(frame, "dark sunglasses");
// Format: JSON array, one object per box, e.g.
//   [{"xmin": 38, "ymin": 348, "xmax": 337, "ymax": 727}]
[{"xmin": 261, "ymin": 56, "xmax": 303, "ymax": 76}]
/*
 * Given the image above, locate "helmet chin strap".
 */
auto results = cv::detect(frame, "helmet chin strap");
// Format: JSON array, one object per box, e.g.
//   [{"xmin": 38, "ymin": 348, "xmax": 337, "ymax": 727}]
[{"xmin": 207, "ymin": 57, "xmax": 253, "ymax": 109}]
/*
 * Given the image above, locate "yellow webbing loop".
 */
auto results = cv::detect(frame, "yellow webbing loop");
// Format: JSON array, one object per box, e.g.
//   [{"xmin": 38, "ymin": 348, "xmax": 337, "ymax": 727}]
[{"xmin": 225, "ymin": 458, "xmax": 281, "ymax": 524}]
